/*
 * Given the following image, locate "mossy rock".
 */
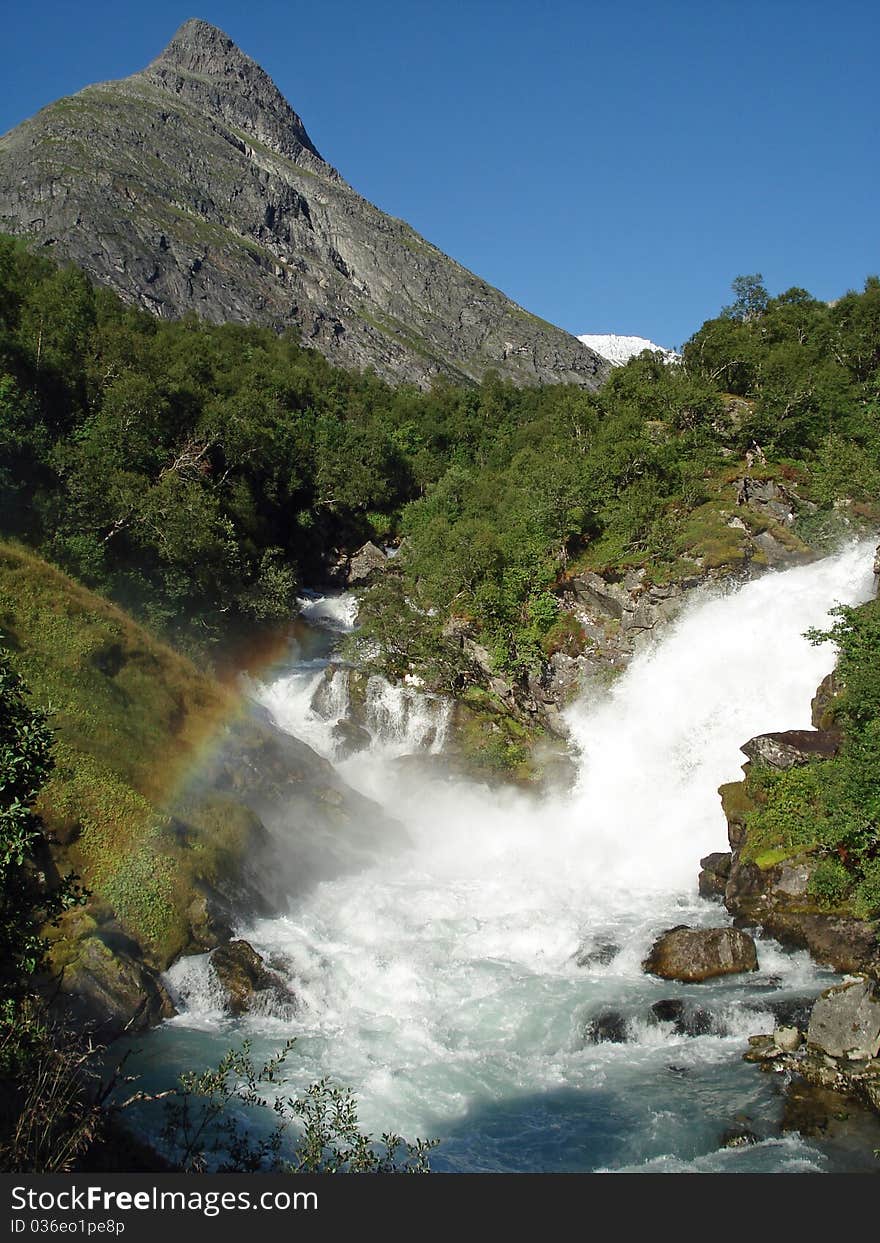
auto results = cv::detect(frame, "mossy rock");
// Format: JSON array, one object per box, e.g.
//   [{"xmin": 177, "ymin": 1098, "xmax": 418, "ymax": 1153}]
[
  {"xmin": 719, "ymin": 780, "xmax": 760, "ymax": 826},
  {"xmin": 53, "ymin": 932, "xmax": 176, "ymax": 1038}
]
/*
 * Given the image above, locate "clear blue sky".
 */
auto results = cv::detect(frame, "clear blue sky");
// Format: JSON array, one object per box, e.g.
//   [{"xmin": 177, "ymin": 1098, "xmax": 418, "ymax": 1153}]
[{"xmin": 3, "ymin": 1, "xmax": 878, "ymax": 349}]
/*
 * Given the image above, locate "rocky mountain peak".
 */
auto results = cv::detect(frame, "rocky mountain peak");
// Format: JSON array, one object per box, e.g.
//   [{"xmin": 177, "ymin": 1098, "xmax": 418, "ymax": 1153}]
[
  {"xmin": 141, "ymin": 17, "xmax": 325, "ymax": 165},
  {"xmin": 0, "ymin": 21, "xmax": 610, "ymax": 389},
  {"xmin": 150, "ymin": 18, "xmax": 247, "ymax": 73}
]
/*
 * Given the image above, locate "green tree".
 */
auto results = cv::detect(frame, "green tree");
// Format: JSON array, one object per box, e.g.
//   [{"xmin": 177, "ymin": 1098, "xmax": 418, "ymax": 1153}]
[
  {"xmin": 723, "ymin": 273, "xmax": 769, "ymax": 322},
  {"xmin": 0, "ymin": 650, "xmax": 80, "ymax": 997}
]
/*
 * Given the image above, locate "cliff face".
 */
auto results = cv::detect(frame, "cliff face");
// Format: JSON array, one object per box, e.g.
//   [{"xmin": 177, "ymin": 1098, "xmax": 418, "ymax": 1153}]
[{"xmin": 0, "ymin": 19, "xmax": 609, "ymax": 390}]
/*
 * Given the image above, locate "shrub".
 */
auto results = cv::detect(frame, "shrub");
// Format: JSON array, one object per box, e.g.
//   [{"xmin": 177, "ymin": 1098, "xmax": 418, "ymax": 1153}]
[{"xmin": 807, "ymin": 857, "xmax": 853, "ymax": 908}]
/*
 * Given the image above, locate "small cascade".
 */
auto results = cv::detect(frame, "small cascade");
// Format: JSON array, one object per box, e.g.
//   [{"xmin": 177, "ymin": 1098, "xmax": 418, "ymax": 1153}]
[
  {"xmin": 311, "ymin": 665, "xmax": 351, "ymax": 722},
  {"xmin": 296, "ymin": 591, "xmax": 359, "ymax": 632},
  {"xmin": 364, "ymin": 675, "xmax": 452, "ymax": 755}
]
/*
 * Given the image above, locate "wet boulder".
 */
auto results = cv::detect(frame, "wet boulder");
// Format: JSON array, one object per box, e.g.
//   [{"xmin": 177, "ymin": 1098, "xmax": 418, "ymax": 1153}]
[
  {"xmin": 807, "ymin": 976, "xmax": 880, "ymax": 1060},
  {"xmin": 331, "ymin": 718, "xmax": 371, "ymax": 758},
  {"xmin": 643, "ymin": 925, "xmax": 758, "ymax": 982},
  {"xmin": 650, "ymin": 998, "xmax": 714, "ymax": 1037},
  {"xmin": 583, "ymin": 1008, "xmax": 629, "ymax": 1044},
  {"xmin": 575, "ymin": 941, "xmax": 620, "ymax": 968},
  {"xmin": 720, "ymin": 1126, "xmax": 759, "ymax": 1149},
  {"xmin": 759, "ymin": 995, "xmax": 814, "ymax": 1031},
  {"xmin": 210, "ymin": 940, "xmax": 296, "ymax": 1016},
  {"xmin": 754, "ymin": 911, "xmax": 880, "ymax": 974}
]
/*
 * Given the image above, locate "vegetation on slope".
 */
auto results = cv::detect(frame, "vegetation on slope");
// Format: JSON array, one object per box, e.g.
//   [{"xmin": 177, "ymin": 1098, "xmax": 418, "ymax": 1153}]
[
  {"xmin": 0, "ymin": 540, "xmax": 246, "ymax": 965},
  {"xmin": 742, "ymin": 599, "xmax": 880, "ymax": 918},
  {"xmin": 2, "ymin": 238, "xmax": 880, "ymax": 894},
  {"xmin": 2, "ymin": 241, "xmax": 879, "ymax": 684}
]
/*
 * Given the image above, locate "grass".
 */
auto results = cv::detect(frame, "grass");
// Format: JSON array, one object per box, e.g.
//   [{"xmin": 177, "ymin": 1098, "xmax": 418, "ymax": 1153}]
[{"xmin": 0, "ymin": 541, "xmax": 244, "ymax": 965}]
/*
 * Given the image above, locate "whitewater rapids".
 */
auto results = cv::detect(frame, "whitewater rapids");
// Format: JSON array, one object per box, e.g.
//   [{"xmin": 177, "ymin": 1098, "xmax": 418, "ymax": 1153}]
[{"xmin": 158, "ymin": 539, "xmax": 878, "ymax": 1172}]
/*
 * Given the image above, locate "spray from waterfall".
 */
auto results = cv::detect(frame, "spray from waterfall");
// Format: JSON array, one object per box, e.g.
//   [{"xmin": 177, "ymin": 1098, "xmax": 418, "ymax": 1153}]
[{"xmin": 162, "ymin": 539, "xmax": 878, "ymax": 1171}]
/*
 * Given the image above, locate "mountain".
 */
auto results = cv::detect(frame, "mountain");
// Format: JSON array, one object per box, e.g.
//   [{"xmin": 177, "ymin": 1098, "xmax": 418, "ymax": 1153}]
[
  {"xmin": 576, "ymin": 333, "xmax": 678, "ymax": 366},
  {"xmin": 0, "ymin": 19, "xmax": 609, "ymax": 390}
]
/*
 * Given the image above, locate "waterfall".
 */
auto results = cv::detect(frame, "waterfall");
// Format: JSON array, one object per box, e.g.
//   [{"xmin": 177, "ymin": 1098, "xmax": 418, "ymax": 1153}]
[
  {"xmin": 160, "ymin": 539, "xmax": 879, "ymax": 1172},
  {"xmin": 363, "ymin": 676, "xmax": 452, "ymax": 754}
]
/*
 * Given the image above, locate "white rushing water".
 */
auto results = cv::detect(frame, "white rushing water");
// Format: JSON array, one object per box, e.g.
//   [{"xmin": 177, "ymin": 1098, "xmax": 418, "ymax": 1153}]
[{"xmin": 161, "ymin": 541, "xmax": 878, "ymax": 1171}]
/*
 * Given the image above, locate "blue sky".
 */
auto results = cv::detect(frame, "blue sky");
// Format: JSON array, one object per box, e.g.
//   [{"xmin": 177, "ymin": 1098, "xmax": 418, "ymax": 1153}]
[{"xmin": 3, "ymin": 1, "xmax": 878, "ymax": 349}]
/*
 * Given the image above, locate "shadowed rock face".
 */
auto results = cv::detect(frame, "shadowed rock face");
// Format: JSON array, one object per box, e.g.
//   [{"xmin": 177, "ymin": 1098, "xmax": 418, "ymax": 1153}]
[{"xmin": 0, "ymin": 18, "xmax": 609, "ymax": 390}]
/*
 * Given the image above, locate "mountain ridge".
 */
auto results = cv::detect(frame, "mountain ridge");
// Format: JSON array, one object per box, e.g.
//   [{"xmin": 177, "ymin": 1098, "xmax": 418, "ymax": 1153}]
[{"xmin": 0, "ymin": 19, "xmax": 609, "ymax": 390}]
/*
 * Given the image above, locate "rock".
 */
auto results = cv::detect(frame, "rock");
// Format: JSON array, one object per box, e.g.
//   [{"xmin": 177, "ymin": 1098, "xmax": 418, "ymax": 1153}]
[
  {"xmin": 575, "ymin": 941, "xmax": 620, "ymax": 968},
  {"xmin": 754, "ymin": 911, "xmax": 880, "ymax": 974},
  {"xmin": 643, "ymin": 925, "xmax": 758, "ymax": 982},
  {"xmin": 209, "ymin": 940, "xmax": 295, "ymax": 1017},
  {"xmin": 712, "ymin": 668, "xmax": 880, "ymax": 978},
  {"xmin": 762, "ymin": 996, "xmax": 814, "ymax": 1031},
  {"xmin": 699, "ymin": 851, "xmax": 732, "ymax": 899},
  {"xmin": 811, "ymin": 672, "xmax": 840, "ymax": 730},
  {"xmin": 53, "ymin": 934, "xmax": 176, "ymax": 1039},
  {"xmin": 584, "ymin": 1008, "xmax": 629, "ymax": 1044},
  {"xmin": 331, "ymin": 718, "xmax": 371, "ymax": 758},
  {"xmin": 780, "ymin": 1081, "xmax": 840, "ymax": 1137},
  {"xmin": 773, "ymin": 1025, "xmax": 802, "ymax": 1052},
  {"xmin": 346, "ymin": 542, "xmax": 387, "ymax": 586},
  {"xmin": 0, "ymin": 20, "xmax": 610, "ymax": 392},
  {"xmin": 181, "ymin": 706, "xmax": 407, "ymax": 910},
  {"xmin": 650, "ymin": 998, "xmax": 714, "ymax": 1037},
  {"xmin": 743, "ymin": 1034, "xmax": 786, "ymax": 1063},
  {"xmin": 720, "ymin": 1126, "xmax": 759, "ymax": 1149},
  {"xmin": 772, "ymin": 858, "xmax": 814, "ymax": 898},
  {"xmin": 311, "ymin": 666, "xmax": 356, "ymax": 723},
  {"xmin": 733, "ymin": 477, "xmax": 798, "ymax": 525},
  {"xmin": 807, "ymin": 977, "xmax": 880, "ymax": 1060},
  {"xmin": 186, "ymin": 890, "xmax": 233, "ymax": 951},
  {"xmin": 740, "ymin": 729, "xmax": 842, "ymax": 770}
]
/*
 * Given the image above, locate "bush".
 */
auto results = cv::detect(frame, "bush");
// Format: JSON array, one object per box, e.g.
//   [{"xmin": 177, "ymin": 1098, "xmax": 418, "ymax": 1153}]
[
  {"xmin": 807, "ymin": 857, "xmax": 852, "ymax": 908},
  {"xmin": 152, "ymin": 1040, "xmax": 435, "ymax": 1174}
]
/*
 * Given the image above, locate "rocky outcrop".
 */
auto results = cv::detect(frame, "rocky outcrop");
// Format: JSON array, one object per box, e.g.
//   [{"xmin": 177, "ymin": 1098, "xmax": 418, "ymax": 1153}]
[
  {"xmin": 520, "ymin": 511, "xmax": 813, "ymax": 737},
  {"xmin": 740, "ymin": 729, "xmax": 842, "ymax": 770},
  {"xmin": 810, "ymin": 672, "xmax": 841, "ymax": 731},
  {"xmin": 708, "ymin": 722, "xmax": 880, "ymax": 974},
  {"xmin": 745, "ymin": 975, "xmax": 880, "ymax": 1124},
  {"xmin": 807, "ymin": 977, "xmax": 880, "ymax": 1060},
  {"xmin": 698, "ymin": 851, "xmax": 732, "ymax": 898},
  {"xmin": 181, "ymin": 704, "xmax": 407, "ymax": 912},
  {"xmin": 209, "ymin": 940, "xmax": 295, "ymax": 1017},
  {"xmin": 52, "ymin": 929, "xmax": 176, "ymax": 1040},
  {"xmin": 345, "ymin": 542, "xmax": 389, "ymax": 587},
  {"xmin": 642, "ymin": 925, "xmax": 758, "ymax": 982},
  {"xmin": 0, "ymin": 20, "xmax": 609, "ymax": 391}
]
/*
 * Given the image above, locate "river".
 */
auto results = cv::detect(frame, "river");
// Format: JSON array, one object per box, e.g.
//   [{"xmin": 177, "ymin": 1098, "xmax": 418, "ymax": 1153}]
[{"xmin": 129, "ymin": 539, "xmax": 879, "ymax": 1171}]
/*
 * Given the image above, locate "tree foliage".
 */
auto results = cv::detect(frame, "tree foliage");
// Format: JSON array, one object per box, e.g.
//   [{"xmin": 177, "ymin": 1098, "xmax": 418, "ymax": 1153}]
[{"xmin": 0, "ymin": 649, "xmax": 81, "ymax": 997}]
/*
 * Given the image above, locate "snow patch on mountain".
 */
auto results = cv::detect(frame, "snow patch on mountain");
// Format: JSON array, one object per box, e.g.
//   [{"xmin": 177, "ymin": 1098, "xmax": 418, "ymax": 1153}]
[{"xmin": 577, "ymin": 333, "xmax": 679, "ymax": 367}]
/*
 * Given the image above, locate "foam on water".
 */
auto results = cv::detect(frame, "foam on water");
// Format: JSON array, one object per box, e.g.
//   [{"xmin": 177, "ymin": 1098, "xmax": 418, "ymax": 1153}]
[{"xmin": 154, "ymin": 540, "xmax": 877, "ymax": 1171}]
